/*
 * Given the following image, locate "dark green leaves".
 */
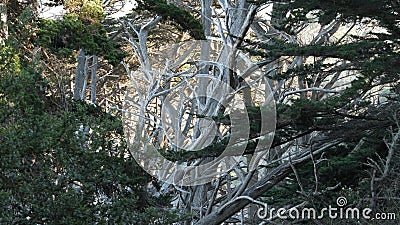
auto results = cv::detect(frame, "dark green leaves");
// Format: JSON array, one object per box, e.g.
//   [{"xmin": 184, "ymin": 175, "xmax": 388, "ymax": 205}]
[
  {"xmin": 37, "ymin": 14, "xmax": 126, "ymax": 66},
  {"xmin": 137, "ymin": 0, "xmax": 205, "ymax": 39}
]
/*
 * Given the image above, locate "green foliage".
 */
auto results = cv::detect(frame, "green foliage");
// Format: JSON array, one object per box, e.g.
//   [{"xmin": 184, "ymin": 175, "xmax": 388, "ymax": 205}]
[
  {"xmin": 270, "ymin": 99, "xmax": 337, "ymax": 148},
  {"xmin": 244, "ymin": 1, "xmax": 400, "ymax": 219},
  {"xmin": 137, "ymin": 0, "xmax": 205, "ymax": 39},
  {"xmin": 0, "ymin": 45, "xmax": 20, "ymax": 75},
  {"xmin": 0, "ymin": 63, "xmax": 179, "ymax": 224},
  {"xmin": 66, "ymin": 0, "xmax": 105, "ymax": 23},
  {"xmin": 253, "ymin": 0, "xmax": 397, "ymax": 29},
  {"xmin": 5, "ymin": 8, "xmax": 37, "ymax": 68},
  {"xmin": 245, "ymin": 41, "xmax": 389, "ymax": 61},
  {"xmin": 37, "ymin": 14, "xmax": 126, "ymax": 66},
  {"xmin": 263, "ymin": 139, "xmax": 389, "ymax": 208}
]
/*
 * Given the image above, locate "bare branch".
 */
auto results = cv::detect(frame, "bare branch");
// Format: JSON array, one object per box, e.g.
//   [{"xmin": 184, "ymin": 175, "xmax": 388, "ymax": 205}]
[{"xmin": 279, "ymin": 88, "xmax": 340, "ymax": 102}]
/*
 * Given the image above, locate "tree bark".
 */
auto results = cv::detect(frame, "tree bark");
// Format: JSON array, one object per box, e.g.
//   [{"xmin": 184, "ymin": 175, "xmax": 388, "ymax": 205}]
[
  {"xmin": 195, "ymin": 142, "xmax": 338, "ymax": 225},
  {"xmin": 90, "ymin": 55, "xmax": 98, "ymax": 104},
  {"xmin": 74, "ymin": 49, "xmax": 87, "ymax": 101},
  {"xmin": 0, "ymin": 0, "xmax": 7, "ymax": 44}
]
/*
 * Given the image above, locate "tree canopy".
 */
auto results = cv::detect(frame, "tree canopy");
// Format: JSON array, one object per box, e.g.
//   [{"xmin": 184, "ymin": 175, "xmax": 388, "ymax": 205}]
[{"xmin": 1, "ymin": 0, "xmax": 399, "ymax": 224}]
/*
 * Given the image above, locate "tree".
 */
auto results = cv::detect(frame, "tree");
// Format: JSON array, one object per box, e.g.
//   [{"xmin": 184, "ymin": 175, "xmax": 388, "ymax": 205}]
[
  {"xmin": 0, "ymin": 4, "xmax": 183, "ymax": 225},
  {"xmin": 121, "ymin": 0, "xmax": 399, "ymax": 224},
  {"xmin": 1, "ymin": 0, "xmax": 399, "ymax": 224}
]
